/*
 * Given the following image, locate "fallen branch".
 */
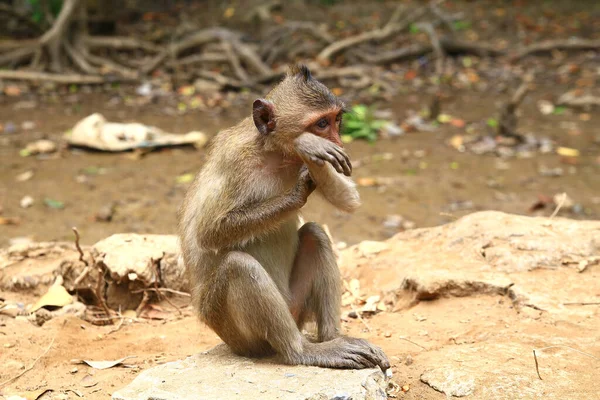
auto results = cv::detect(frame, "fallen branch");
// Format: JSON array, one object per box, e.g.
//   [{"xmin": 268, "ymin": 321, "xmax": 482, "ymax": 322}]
[
  {"xmin": 0, "ymin": 336, "xmax": 55, "ymax": 388},
  {"xmin": 0, "ymin": 69, "xmax": 107, "ymax": 83},
  {"xmin": 132, "ymin": 288, "xmax": 191, "ymax": 297},
  {"xmin": 221, "ymin": 39, "xmax": 249, "ymax": 83},
  {"xmin": 82, "ymin": 36, "xmax": 162, "ymax": 53},
  {"xmin": 557, "ymin": 91, "xmax": 600, "ymax": 109},
  {"xmin": 511, "ymin": 38, "xmax": 600, "ymax": 62},
  {"xmin": 416, "ymin": 22, "xmax": 444, "ymax": 75},
  {"xmin": 363, "ymin": 37, "xmax": 504, "ymax": 64},
  {"xmin": 317, "ymin": 5, "xmax": 429, "ymax": 63}
]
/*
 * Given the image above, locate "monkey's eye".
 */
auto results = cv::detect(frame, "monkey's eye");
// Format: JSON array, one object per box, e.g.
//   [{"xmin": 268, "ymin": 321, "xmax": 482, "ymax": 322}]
[{"xmin": 316, "ymin": 119, "xmax": 329, "ymax": 129}]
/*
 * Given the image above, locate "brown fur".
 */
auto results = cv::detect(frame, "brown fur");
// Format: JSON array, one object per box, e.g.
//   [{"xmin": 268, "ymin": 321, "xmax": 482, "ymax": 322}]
[{"xmin": 178, "ymin": 65, "xmax": 389, "ymax": 370}]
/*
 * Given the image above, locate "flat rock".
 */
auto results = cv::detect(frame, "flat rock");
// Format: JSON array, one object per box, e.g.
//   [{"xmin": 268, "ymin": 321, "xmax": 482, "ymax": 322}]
[
  {"xmin": 112, "ymin": 345, "xmax": 387, "ymax": 400},
  {"xmin": 92, "ymin": 233, "xmax": 183, "ymax": 288}
]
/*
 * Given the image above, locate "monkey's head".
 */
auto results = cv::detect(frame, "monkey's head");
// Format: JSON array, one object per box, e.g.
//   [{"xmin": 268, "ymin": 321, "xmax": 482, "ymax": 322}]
[{"xmin": 252, "ymin": 64, "xmax": 346, "ymax": 153}]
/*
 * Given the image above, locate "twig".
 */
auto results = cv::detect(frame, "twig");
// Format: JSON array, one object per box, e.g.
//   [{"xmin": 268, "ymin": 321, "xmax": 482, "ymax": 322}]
[
  {"xmin": 150, "ymin": 255, "xmax": 183, "ymax": 315},
  {"xmin": 563, "ymin": 302, "xmax": 600, "ymax": 306},
  {"xmin": 131, "ymin": 288, "xmax": 191, "ymax": 297},
  {"xmin": 72, "ymin": 227, "xmax": 89, "ymax": 267},
  {"xmin": 107, "ymin": 308, "xmax": 124, "ymax": 335},
  {"xmin": 511, "ymin": 38, "xmax": 600, "ymax": 62},
  {"xmin": 533, "ymin": 350, "xmax": 542, "ymax": 380},
  {"xmin": 550, "ymin": 193, "xmax": 567, "ymax": 218},
  {"xmin": 135, "ymin": 291, "xmax": 150, "ymax": 317},
  {"xmin": 350, "ymin": 304, "xmax": 371, "ymax": 332},
  {"xmin": 398, "ymin": 336, "xmax": 428, "ymax": 351},
  {"xmin": 532, "ymin": 345, "xmax": 599, "ymax": 380},
  {"xmin": 0, "ymin": 336, "xmax": 55, "ymax": 388},
  {"xmin": 95, "ymin": 261, "xmax": 113, "ymax": 323}
]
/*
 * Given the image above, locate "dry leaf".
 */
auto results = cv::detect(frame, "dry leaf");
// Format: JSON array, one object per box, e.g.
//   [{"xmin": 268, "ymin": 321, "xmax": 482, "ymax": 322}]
[
  {"xmin": 30, "ymin": 283, "xmax": 73, "ymax": 312},
  {"xmin": 81, "ymin": 356, "xmax": 136, "ymax": 370},
  {"xmin": 449, "ymin": 135, "xmax": 464, "ymax": 151},
  {"xmin": 556, "ymin": 147, "xmax": 580, "ymax": 157},
  {"xmin": 15, "ymin": 171, "xmax": 34, "ymax": 182},
  {"xmin": 0, "ymin": 216, "xmax": 20, "ymax": 225},
  {"xmin": 80, "ymin": 374, "xmax": 98, "ymax": 388}
]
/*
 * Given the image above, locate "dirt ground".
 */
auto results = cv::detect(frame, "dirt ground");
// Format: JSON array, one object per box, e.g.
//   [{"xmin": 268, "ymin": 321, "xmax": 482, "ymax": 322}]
[{"xmin": 1, "ymin": 0, "xmax": 600, "ymax": 399}]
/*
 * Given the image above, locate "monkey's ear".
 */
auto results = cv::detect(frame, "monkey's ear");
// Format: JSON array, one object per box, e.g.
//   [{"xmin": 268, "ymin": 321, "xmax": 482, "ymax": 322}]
[{"xmin": 253, "ymin": 99, "xmax": 276, "ymax": 135}]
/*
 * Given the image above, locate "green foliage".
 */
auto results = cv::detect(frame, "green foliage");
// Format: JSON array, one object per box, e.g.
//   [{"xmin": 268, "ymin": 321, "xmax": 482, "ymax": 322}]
[
  {"xmin": 452, "ymin": 20, "xmax": 472, "ymax": 31},
  {"xmin": 25, "ymin": 0, "xmax": 63, "ymax": 24},
  {"xmin": 341, "ymin": 104, "xmax": 388, "ymax": 143}
]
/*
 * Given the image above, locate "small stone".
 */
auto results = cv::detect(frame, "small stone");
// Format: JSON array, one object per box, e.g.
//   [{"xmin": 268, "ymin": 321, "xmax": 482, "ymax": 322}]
[
  {"xmin": 25, "ymin": 139, "xmax": 57, "ymax": 155},
  {"xmin": 15, "ymin": 170, "xmax": 34, "ymax": 182},
  {"xmin": 20, "ymin": 196, "xmax": 34, "ymax": 208},
  {"xmin": 21, "ymin": 121, "xmax": 36, "ymax": 130},
  {"xmin": 420, "ymin": 367, "xmax": 475, "ymax": 397},
  {"xmin": 383, "ymin": 215, "xmax": 404, "ymax": 229},
  {"xmin": 405, "ymin": 355, "xmax": 413, "ymax": 366}
]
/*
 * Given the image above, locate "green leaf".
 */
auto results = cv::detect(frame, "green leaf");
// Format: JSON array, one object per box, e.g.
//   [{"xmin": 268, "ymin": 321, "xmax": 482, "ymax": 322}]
[
  {"xmin": 19, "ymin": 149, "xmax": 31, "ymax": 157},
  {"xmin": 453, "ymin": 20, "xmax": 471, "ymax": 31},
  {"xmin": 552, "ymin": 106, "xmax": 566, "ymax": 115},
  {"xmin": 486, "ymin": 118, "xmax": 499, "ymax": 128},
  {"xmin": 409, "ymin": 23, "xmax": 420, "ymax": 34},
  {"xmin": 176, "ymin": 173, "xmax": 195, "ymax": 184},
  {"xmin": 44, "ymin": 198, "xmax": 65, "ymax": 209},
  {"xmin": 341, "ymin": 135, "xmax": 354, "ymax": 144}
]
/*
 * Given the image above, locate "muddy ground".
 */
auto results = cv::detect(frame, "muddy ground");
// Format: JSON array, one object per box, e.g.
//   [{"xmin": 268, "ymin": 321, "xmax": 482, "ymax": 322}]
[{"xmin": 1, "ymin": 88, "xmax": 599, "ymax": 248}]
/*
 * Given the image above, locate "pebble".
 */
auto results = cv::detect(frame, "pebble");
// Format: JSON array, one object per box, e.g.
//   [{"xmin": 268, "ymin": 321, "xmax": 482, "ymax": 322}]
[{"xmin": 20, "ymin": 195, "xmax": 34, "ymax": 208}]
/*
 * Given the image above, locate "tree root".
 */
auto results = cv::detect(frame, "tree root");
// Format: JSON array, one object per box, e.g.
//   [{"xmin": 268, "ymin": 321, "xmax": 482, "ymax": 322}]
[
  {"xmin": 0, "ymin": 69, "xmax": 109, "ymax": 83},
  {"xmin": 511, "ymin": 38, "xmax": 600, "ymax": 62}
]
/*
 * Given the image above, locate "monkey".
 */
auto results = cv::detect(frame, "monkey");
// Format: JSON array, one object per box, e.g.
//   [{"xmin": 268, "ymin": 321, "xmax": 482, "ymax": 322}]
[{"xmin": 178, "ymin": 64, "xmax": 389, "ymax": 371}]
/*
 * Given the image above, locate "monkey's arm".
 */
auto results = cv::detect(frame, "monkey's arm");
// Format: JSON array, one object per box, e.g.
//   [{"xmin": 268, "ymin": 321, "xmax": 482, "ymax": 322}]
[
  {"xmin": 293, "ymin": 133, "xmax": 360, "ymax": 213},
  {"xmin": 293, "ymin": 133, "xmax": 352, "ymax": 176},
  {"xmin": 196, "ymin": 170, "xmax": 315, "ymax": 250}
]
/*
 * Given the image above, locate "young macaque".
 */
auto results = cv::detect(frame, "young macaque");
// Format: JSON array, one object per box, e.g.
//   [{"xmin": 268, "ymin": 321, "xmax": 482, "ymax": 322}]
[{"xmin": 179, "ymin": 64, "xmax": 389, "ymax": 370}]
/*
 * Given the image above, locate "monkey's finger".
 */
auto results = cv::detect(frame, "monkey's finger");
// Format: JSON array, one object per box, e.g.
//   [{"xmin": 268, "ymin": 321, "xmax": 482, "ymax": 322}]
[
  {"xmin": 331, "ymin": 148, "xmax": 352, "ymax": 176},
  {"xmin": 327, "ymin": 150, "xmax": 350, "ymax": 176},
  {"xmin": 324, "ymin": 153, "xmax": 344, "ymax": 174},
  {"xmin": 347, "ymin": 353, "xmax": 377, "ymax": 369},
  {"xmin": 310, "ymin": 156, "xmax": 325, "ymax": 166}
]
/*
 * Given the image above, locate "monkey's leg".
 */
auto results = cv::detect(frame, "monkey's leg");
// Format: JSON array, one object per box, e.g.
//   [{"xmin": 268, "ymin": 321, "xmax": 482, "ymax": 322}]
[
  {"xmin": 213, "ymin": 251, "xmax": 388, "ymax": 370},
  {"xmin": 214, "ymin": 251, "xmax": 307, "ymax": 360},
  {"xmin": 289, "ymin": 222, "xmax": 341, "ymax": 342}
]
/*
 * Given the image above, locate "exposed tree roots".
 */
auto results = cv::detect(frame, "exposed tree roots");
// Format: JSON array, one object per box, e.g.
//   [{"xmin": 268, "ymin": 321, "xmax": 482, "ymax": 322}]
[{"xmin": 0, "ymin": 1, "xmax": 597, "ymax": 88}]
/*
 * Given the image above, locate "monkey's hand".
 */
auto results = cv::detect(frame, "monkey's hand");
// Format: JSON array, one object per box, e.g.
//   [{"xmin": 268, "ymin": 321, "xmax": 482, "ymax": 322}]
[
  {"xmin": 292, "ymin": 166, "xmax": 316, "ymax": 206},
  {"xmin": 294, "ymin": 133, "xmax": 352, "ymax": 176}
]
